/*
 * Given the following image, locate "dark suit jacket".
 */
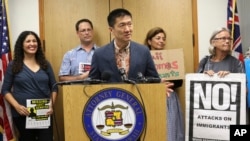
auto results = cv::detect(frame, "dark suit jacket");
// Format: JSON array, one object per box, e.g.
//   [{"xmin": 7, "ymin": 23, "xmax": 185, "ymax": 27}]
[{"xmin": 89, "ymin": 40, "xmax": 159, "ymax": 82}]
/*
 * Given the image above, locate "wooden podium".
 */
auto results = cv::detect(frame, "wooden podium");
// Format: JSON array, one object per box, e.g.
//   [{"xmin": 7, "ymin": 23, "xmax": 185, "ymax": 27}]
[{"xmin": 55, "ymin": 83, "xmax": 167, "ymax": 141}]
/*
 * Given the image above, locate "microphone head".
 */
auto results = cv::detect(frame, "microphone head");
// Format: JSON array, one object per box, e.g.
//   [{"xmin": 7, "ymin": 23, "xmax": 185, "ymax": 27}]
[
  {"xmin": 137, "ymin": 72, "xmax": 144, "ymax": 79},
  {"xmin": 136, "ymin": 72, "xmax": 146, "ymax": 83},
  {"xmin": 119, "ymin": 68, "xmax": 126, "ymax": 75},
  {"xmin": 101, "ymin": 71, "xmax": 111, "ymax": 81},
  {"xmin": 136, "ymin": 72, "xmax": 161, "ymax": 83},
  {"xmin": 145, "ymin": 77, "xmax": 161, "ymax": 83},
  {"xmin": 118, "ymin": 68, "xmax": 127, "ymax": 81}
]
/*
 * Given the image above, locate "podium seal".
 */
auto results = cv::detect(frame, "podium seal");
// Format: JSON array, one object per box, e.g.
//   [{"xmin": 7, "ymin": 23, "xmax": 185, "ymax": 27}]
[{"xmin": 83, "ymin": 88, "xmax": 145, "ymax": 141}]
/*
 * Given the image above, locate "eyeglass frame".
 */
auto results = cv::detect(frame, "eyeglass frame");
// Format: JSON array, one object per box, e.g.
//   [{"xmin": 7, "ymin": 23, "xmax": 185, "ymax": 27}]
[{"xmin": 213, "ymin": 37, "xmax": 233, "ymax": 41}]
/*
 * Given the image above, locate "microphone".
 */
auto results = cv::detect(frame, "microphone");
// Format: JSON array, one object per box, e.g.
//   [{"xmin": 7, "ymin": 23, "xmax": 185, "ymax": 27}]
[
  {"xmin": 119, "ymin": 68, "xmax": 136, "ymax": 84},
  {"xmin": 137, "ymin": 72, "xmax": 146, "ymax": 82},
  {"xmin": 119, "ymin": 68, "xmax": 127, "ymax": 81},
  {"xmin": 57, "ymin": 71, "xmax": 111, "ymax": 85},
  {"xmin": 101, "ymin": 71, "xmax": 111, "ymax": 82},
  {"xmin": 144, "ymin": 77, "xmax": 161, "ymax": 83},
  {"xmin": 136, "ymin": 72, "xmax": 161, "ymax": 83}
]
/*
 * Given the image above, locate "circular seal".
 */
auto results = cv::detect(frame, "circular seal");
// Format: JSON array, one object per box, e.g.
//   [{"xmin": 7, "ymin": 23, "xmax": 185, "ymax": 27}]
[{"xmin": 82, "ymin": 88, "xmax": 145, "ymax": 141}]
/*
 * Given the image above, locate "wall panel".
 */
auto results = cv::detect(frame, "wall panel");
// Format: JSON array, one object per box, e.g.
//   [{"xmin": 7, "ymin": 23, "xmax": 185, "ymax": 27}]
[{"xmin": 42, "ymin": 0, "xmax": 193, "ymax": 140}]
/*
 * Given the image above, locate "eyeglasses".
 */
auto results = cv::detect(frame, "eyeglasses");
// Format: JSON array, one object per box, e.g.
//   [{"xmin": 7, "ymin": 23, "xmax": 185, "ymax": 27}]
[
  {"xmin": 214, "ymin": 37, "xmax": 233, "ymax": 41},
  {"xmin": 78, "ymin": 28, "xmax": 92, "ymax": 33}
]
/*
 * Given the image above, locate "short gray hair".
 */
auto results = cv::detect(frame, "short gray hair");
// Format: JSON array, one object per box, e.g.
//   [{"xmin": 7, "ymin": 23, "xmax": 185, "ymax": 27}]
[{"xmin": 208, "ymin": 27, "xmax": 231, "ymax": 55}]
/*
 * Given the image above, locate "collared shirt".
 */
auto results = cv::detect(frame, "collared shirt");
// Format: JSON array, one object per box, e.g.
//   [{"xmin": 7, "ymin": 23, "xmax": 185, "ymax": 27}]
[
  {"xmin": 114, "ymin": 41, "xmax": 130, "ymax": 75},
  {"xmin": 59, "ymin": 44, "xmax": 98, "ymax": 76}
]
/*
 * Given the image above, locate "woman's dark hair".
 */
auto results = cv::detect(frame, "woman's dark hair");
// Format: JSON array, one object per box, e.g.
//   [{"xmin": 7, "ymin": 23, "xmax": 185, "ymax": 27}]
[
  {"xmin": 144, "ymin": 27, "xmax": 166, "ymax": 50},
  {"xmin": 107, "ymin": 8, "xmax": 132, "ymax": 27},
  {"xmin": 12, "ymin": 31, "xmax": 47, "ymax": 74}
]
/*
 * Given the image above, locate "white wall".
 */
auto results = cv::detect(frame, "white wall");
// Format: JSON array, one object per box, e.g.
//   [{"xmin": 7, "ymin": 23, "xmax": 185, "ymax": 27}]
[
  {"xmin": 197, "ymin": 0, "xmax": 250, "ymax": 61},
  {"xmin": 8, "ymin": 0, "xmax": 39, "ymax": 49},
  {"xmin": 197, "ymin": 0, "xmax": 227, "ymax": 60},
  {"xmin": 238, "ymin": 0, "xmax": 250, "ymax": 54}
]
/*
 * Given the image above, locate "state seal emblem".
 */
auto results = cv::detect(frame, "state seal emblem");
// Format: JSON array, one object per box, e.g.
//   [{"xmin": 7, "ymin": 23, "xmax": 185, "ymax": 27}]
[{"xmin": 82, "ymin": 88, "xmax": 145, "ymax": 141}]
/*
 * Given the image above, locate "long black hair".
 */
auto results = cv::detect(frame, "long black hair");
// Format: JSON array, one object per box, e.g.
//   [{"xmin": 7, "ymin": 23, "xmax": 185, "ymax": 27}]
[{"xmin": 12, "ymin": 31, "xmax": 48, "ymax": 74}]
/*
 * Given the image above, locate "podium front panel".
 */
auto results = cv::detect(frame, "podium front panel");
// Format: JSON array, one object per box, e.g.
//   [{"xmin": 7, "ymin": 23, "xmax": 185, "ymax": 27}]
[{"xmin": 59, "ymin": 83, "xmax": 167, "ymax": 141}]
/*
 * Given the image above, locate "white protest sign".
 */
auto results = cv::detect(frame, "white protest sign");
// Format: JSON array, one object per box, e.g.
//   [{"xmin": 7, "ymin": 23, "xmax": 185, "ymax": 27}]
[{"xmin": 185, "ymin": 73, "xmax": 246, "ymax": 141}]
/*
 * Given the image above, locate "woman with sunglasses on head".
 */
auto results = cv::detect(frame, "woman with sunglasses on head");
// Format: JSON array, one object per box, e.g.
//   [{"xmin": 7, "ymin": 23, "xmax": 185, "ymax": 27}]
[{"xmin": 144, "ymin": 27, "xmax": 185, "ymax": 141}]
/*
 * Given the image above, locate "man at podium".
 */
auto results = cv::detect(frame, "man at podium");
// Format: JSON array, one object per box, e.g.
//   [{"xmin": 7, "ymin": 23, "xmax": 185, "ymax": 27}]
[
  {"xmin": 89, "ymin": 8, "xmax": 173, "ymax": 94},
  {"xmin": 89, "ymin": 8, "xmax": 158, "ymax": 83},
  {"xmin": 88, "ymin": 8, "xmax": 173, "ymax": 141}
]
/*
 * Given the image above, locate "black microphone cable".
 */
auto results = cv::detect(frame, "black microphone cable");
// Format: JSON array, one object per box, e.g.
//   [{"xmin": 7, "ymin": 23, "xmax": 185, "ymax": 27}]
[
  {"xmin": 132, "ymin": 82, "xmax": 147, "ymax": 141},
  {"xmin": 83, "ymin": 84, "xmax": 92, "ymax": 98},
  {"xmin": 119, "ymin": 79, "xmax": 147, "ymax": 140},
  {"xmin": 52, "ymin": 72, "xmax": 111, "ymax": 141},
  {"xmin": 83, "ymin": 79, "xmax": 148, "ymax": 141},
  {"xmin": 51, "ymin": 80, "xmax": 97, "ymax": 141},
  {"xmin": 82, "ymin": 71, "xmax": 147, "ymax": 140},
  {"xmin": 118, "ymin": 69, "xmax": 147, "ymax": 140},
  {"xmin": 83, "ymin": 71, "xmax": 112, "ymax": 98},
  {"xmin": 52, "ymin": 79, "xmax": 102, "ymax": 141}
]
